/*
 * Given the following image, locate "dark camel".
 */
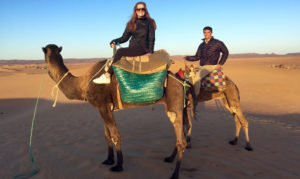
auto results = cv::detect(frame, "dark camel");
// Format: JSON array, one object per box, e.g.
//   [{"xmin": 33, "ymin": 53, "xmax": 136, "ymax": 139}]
[{"xmin": 42, "ymin": 44, "xmax": 186, "ymax": 179}]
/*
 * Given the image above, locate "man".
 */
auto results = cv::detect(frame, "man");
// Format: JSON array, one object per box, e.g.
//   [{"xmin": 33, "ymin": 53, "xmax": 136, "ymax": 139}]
[{"xmin": 185, "ymin": 26, "xmax": 229, "ymax": 95}]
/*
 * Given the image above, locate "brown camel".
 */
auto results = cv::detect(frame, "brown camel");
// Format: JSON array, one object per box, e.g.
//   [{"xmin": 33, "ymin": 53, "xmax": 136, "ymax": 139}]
[
  {"xmin": 184, "ymin": 75, "xmax": 253, "ymax": 151},
  {"xmin": 164, "ymin": 75, "xmax": 254, "ymax": 164},
  {"xmin": 42, "ymin": 44, "xmax": 187, "ymax": 179}
]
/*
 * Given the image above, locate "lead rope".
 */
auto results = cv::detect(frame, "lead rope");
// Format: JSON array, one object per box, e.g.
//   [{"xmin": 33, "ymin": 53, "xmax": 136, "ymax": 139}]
[{"xmin": 13, "ymin": 65, "xmax": 48, "ymax": 179}]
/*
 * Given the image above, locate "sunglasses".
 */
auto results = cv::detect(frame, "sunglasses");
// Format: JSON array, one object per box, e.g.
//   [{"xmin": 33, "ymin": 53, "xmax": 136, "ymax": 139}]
[{"xmin": 136, "ymin": 8, "xmax": 145, "ymax": 12}]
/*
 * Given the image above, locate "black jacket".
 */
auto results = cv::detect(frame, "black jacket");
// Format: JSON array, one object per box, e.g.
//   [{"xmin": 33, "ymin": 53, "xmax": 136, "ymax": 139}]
[
  {"xmin": 110, "ymin": 17, "xmax": 155, "ymax": 53},
  {"xmin": 185, "ymin": 37, "xmax": 229, "ymax": 66}
]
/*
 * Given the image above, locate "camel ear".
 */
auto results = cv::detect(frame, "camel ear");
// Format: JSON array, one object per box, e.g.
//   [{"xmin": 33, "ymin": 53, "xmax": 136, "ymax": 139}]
[
  {"xmin": 42, "ymin": 47, "xmax": 47, "ymax": 54},
  {"xmin": 58, "ymin": 46, "xmax": 62, "ymax": 53}
]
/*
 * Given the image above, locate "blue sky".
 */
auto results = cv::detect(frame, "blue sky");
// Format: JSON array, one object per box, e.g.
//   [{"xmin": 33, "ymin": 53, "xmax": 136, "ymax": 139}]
[{"xmin": 0, "ymin": 0, "xmax": 300, "ymax": 59}]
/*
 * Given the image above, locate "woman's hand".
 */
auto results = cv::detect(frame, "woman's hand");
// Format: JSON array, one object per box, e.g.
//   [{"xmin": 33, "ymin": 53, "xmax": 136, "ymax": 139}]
[{"xmin": 110, "ymin": 42, "xmax": 116, "ymax": 48}]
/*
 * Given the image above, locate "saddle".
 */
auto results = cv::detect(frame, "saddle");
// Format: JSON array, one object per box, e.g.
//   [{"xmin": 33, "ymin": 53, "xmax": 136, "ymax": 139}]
[
  {"xmin": 112, "ymin": 50, "xmax": 171, "ymax": 105},
  {"xmin": 113, "ymin": 49, "xmax": 171, "ymax": 74}
]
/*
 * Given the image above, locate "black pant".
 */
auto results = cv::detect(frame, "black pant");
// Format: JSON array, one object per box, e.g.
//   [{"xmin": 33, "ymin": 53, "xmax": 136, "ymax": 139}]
[{"xmin": 108, "ymin": 45, "xmax": 147, "ymax": 74}]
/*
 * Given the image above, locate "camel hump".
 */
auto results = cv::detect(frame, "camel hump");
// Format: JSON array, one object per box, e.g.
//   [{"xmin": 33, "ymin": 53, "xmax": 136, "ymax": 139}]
[{"xmin": 112, "ymin": 49, "xmax": 171, "ymax": 74}]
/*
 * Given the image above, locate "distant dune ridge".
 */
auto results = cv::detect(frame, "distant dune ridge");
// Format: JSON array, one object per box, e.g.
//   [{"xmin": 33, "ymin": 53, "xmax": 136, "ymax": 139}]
[
  {"xmin": 0, "ymin": 58, "xmax": 106, "ymax": 65},
  {"xmin": 229, "ymin": 52, "xmax": 300, "ymax": 58},
  {"xmin": 0, "ymin": 52, "xmax": 299, "ymax": 65}
]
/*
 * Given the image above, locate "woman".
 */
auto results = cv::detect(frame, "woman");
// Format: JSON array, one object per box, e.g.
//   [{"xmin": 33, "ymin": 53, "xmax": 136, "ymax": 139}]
[{"xmin": 93, "ymin": 1, "xmax": 156, "ymax": 84}]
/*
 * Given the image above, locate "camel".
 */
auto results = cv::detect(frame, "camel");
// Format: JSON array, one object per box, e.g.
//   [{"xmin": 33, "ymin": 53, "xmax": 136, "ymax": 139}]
[
  {"xmin": 164, "ymin": 72, "xmax": 254, "ymax": 164},
  {"xmin": 42, "ymin": 44, "xmax": 187, "ymax": 179},
  {"xmin": 183, "ymin": 74, "xmax": 253, "ymax": 150}
]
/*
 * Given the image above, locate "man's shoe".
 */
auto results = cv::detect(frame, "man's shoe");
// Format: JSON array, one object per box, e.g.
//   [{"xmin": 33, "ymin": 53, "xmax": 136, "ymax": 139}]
[{"xmin": 93, "ymin": 74, "xmax": 111, "ymax": 84}]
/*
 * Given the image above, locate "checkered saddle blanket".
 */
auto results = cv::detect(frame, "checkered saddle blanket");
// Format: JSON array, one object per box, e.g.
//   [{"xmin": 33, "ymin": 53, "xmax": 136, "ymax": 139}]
[{"xmin": 201, "ymin": 66, "xmax": 226, "ymax": 91}]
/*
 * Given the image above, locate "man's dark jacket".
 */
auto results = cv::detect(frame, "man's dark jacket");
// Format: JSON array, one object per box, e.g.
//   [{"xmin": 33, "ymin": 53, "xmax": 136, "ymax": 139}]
[
  {"xmin": 185, "ymin": 37, "xmax": 229, "ymax": 66},
  {"xmin": 110, "ymin": 17, "xmax": 155, "ymax": 53}
]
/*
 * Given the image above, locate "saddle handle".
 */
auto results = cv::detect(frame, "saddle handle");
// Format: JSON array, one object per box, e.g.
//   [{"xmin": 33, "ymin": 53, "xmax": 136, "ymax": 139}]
[{"xmin": 112, "ymin": 42, "xmax": 121, "ymax": 58}]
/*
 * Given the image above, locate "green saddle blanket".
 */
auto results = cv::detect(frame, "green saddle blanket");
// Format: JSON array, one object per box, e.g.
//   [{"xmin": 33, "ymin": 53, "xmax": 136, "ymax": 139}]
[{"xmin": 112, "ymin": 66, "xmax": 167, "ymax": 104}]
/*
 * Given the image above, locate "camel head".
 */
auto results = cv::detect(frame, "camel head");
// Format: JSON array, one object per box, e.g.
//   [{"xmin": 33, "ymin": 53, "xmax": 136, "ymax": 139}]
[
  {"xmin": 42, "ymin": 44, "xmax": 68, "ymax": 80},
  {"xmin": 42, "ymin": 44, "xmax": 63, "ymax": 64}
]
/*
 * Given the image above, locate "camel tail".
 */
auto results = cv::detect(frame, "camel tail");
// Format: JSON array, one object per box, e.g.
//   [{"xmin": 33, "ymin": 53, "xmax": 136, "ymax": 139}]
[
  {"xmin": 186, "ymin": 88, "xmax": 197, "ymax": 121},
  {"xmin": 225, "ymin": 76, "xmax": 240, "ymax": 101},
  {"xmin": 235, "ymin": 83, "xmax": 240, "ymax": 101}
]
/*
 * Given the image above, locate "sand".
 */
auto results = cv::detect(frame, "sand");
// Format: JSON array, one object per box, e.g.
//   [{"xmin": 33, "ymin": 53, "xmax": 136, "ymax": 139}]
[{"xmin": 0, "ymin": 56, "xmax": 299, "ymax": 179}]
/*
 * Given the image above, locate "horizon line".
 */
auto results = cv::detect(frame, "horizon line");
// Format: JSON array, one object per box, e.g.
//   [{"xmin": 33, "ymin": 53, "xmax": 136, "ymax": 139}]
[{"xmin": 1, "ymin": 52, "xmax": 300, "ymax": 61}]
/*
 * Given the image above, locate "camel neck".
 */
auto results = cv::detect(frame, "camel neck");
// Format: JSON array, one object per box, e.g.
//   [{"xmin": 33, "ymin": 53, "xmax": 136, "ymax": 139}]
[{"xmin": 48, "ymin": 58, "xmax": 85, "ymax": 101}]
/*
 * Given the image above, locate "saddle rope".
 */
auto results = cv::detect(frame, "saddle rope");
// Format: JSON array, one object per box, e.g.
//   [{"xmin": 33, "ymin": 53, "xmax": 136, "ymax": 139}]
[
  {"xmin": 84, "ymin": 58, "xmax": 113, "ymax": 101},
  {"xmin": 83, "ymin": 45, "xmax": 119, "ymax": 100}
]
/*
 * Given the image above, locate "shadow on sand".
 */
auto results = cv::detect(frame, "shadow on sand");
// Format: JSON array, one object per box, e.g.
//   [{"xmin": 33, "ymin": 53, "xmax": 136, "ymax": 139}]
[{"xmin": 0, "ymin": 98, "xmax": 299, "ymax": 178}]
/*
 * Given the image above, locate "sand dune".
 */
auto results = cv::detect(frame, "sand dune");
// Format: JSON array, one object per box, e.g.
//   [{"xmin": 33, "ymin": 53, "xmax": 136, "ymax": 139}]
[{"xmin": 0, "ymin": 56, "xmax": 299, "ymax": 178}]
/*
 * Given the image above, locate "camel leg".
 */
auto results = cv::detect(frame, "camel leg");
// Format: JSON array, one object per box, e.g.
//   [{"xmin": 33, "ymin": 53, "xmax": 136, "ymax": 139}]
[
  {"xmin": 164, "ymin": 111, "xmax": 178, "ymax": 163},
  {"xmin": 229, "ymin": 114, "xmax": 242, "ymax": 145},
  {"xmin": 235, "ymin": 107, "xmax": 253, "ymax": 151},
  {"xmin": 99, "ymin": 108, "xmax": 124, "ymax": 171},
  {"xmin": 168, "ymin": 112, "xmax": 186, "ymax": 179},
  {"xmin": 108, "ymin": 122, "xmax": 123, "ymax": 171},
  {"xmin": 184, "ymin": 109, "xmax": 193, "ymax": 149},
  {"xmin": 223, "ymin": 82, "xmax": 253, "ymax": 151},
  {"xmin": 221, "ymin": 98, "xmax": 241, "ymax": 145},
  {"xmin": 163, "ymin": 76, "xmax": 187, "ymax": 179},
  {"xmin": 165, "ymin": 111, "xmax": 186, "ymax": 179},
  {"xmin": 183, "ymin": 108, "xmax": 192, "ymax": 149},
  {"xmin": 102, "ymin": 125, "xmax": 115, "ymax": 165}
]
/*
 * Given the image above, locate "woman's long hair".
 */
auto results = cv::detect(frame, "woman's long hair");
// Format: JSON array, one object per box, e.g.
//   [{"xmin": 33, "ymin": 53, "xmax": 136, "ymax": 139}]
[{"xmin": 127, "ymin": 2, "xmax": 156, "ymax": 32}]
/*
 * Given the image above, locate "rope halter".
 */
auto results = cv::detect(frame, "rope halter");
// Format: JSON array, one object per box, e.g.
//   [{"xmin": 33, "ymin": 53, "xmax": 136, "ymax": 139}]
[{"xmin": 51, "ymin": 71, "xmax": 70, "ymax": 107}]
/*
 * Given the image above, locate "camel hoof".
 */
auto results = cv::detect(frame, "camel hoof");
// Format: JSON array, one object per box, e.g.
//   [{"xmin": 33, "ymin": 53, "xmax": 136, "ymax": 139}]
[
  {"xmin": 102, "ymin": 159, "xmax": 115, "ymax": 165},
  {"xmin": 170, "ymin": 172, "xmax": 179, "ymax": 179},
  {"xmin": 110, "ymin": 165, "xmax": 123, "ymax": 172},
  {"xmin": 164, "ymin": 156, "xmax": 175, "ymax": 163},
  {"xmin": 186, "ymin": 143, "xmax": 192, "ymax": 149},
  {"xmin": 186, "ymin": 137, "xmax": 191, "ymax": 149},
  {"xmin": 229, "ymin": 138, "xmax": 238, "ymax": 145},
  {"xmin": 245, "ymin": 144, "xmax": 253, "ymax": 151}
]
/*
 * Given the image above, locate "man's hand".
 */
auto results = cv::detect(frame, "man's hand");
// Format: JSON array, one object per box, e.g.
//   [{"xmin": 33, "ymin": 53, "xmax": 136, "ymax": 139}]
[{"xmin": 144, "ymin": 53, "xmax": 152, "ymax": 57}]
